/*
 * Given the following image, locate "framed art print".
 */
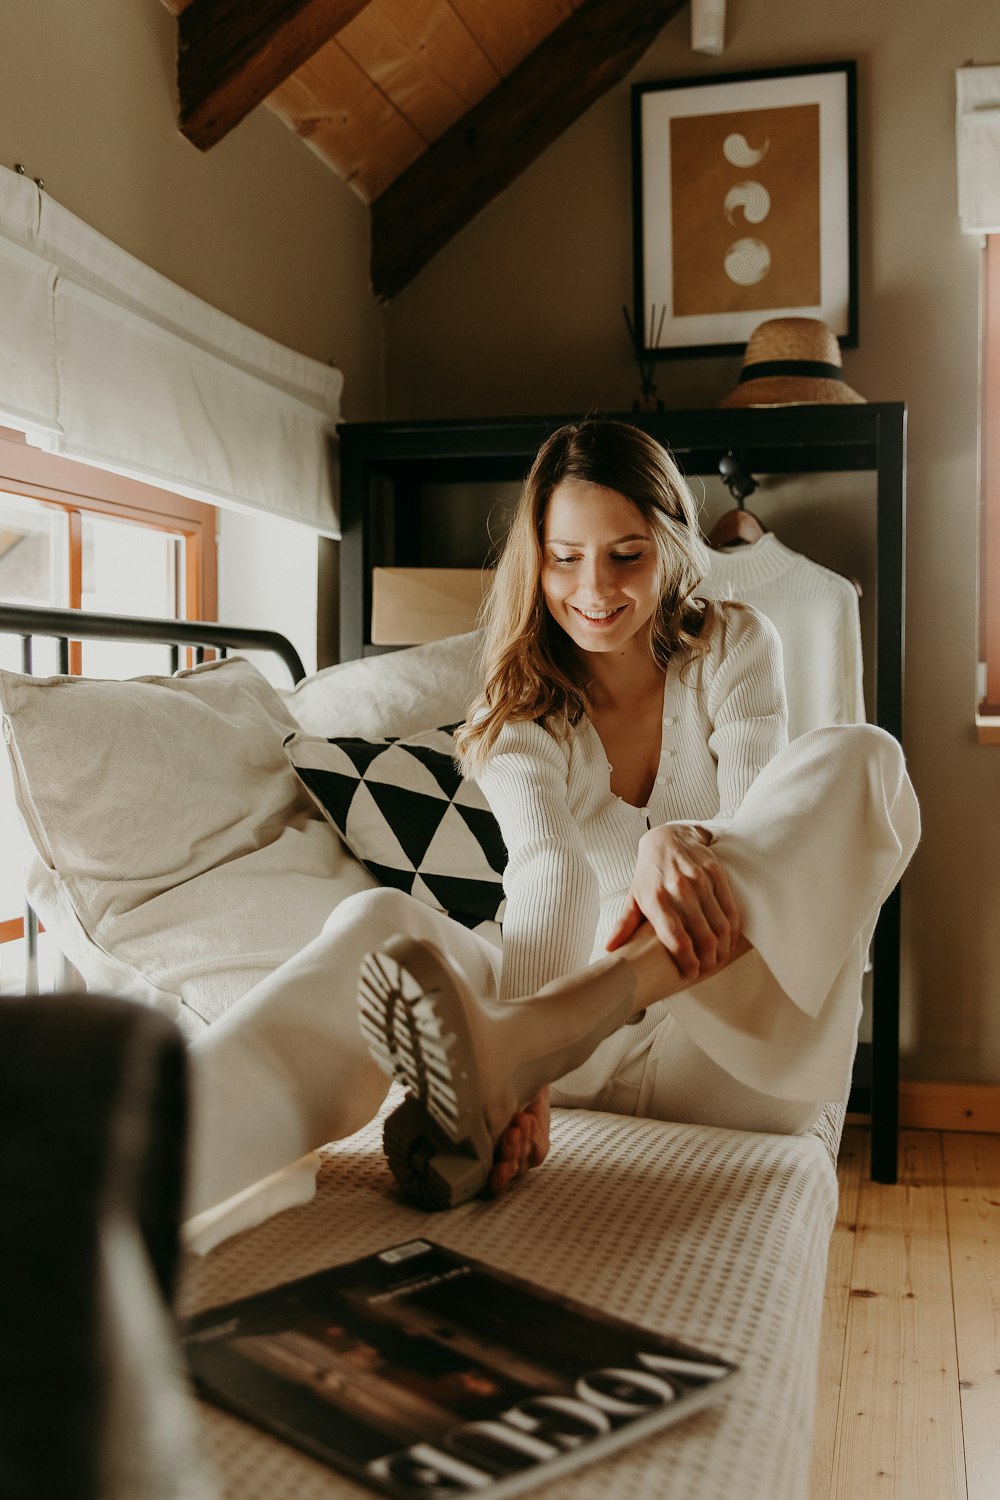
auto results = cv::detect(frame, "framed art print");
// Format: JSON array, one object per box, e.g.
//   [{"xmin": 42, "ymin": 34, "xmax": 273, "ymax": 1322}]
[{"xmin": 631, "ymin": 62, "xmax": 857, "ymax": 359}]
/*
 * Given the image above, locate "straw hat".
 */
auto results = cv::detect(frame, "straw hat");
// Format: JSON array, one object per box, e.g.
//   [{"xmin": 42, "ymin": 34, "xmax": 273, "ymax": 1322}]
[{"xmin": 719, "ymin": 317, "xmax": 864, "ymax": 407}]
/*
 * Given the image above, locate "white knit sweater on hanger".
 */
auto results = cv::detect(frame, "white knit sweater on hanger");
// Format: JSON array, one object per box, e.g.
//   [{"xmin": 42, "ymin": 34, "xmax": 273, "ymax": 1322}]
[{"xmin": 696, "ymin": 533, "xmax": 865, "ymax": 739}]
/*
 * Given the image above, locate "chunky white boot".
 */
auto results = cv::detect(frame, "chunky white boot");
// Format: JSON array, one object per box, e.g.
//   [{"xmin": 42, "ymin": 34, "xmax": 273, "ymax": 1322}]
[{"xmin": 357, "ymin": 935, "xmax": 638, "ymax": 1209}]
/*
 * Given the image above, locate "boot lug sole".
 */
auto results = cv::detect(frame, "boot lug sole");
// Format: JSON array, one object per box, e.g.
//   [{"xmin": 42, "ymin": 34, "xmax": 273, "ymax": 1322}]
[{"xmin": 359, "ymin": 937, "xmax": 494, "ymax": 1209}]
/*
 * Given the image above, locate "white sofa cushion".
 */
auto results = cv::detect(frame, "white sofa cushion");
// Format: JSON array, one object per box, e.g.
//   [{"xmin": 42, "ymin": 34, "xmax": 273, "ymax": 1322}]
[
  {"xmin": 2, "ymin": 655, "xmax": 312, "ymax": 910},
  {"xmin": 280, "ymin": 631, "xmax": 481, "ymax": 737},
  {"xmin": 0, "ymin": 656, "xmax": 375, "ymax": 1034}
]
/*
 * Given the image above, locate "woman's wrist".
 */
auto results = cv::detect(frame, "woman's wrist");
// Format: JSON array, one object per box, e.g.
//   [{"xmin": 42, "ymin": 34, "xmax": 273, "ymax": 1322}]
[{"xmin": 665, "ymin": 820, "xmax": 714, "ymax": 847}]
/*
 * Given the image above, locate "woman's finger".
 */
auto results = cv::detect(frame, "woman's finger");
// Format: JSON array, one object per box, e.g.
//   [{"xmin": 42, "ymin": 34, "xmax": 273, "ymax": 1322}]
[
  {"xmin": 642, "ymin": 866, "xmax": 738, "ymax": 972},
  {"xmin": 487, "ymin": 1159, "xmax": 519, "ymax": 1194},
  {"xmin": 637, "ymin": 896, "xmax": 700, "ymax": 978},
  {"xmin": 708, "ymin": 860, "xmax": 742, "ymax": 941},
  {"xmin": 677, "ymin": 905, "xmax": 721, "ymax": 968},
  {"xmin": 523, "ymin": 1092, "xmax": 551, "ymax": 1168},
  {"xmin": 606, "ymin": 898, "xmax": 644, "ymax": 951},
  {"xmin": 487, "ymin": 1125, "xmax": 523, "ymax": 1195},
  {"xmin": 674, "ymin": 854, "xmax": 741, "ymax": 964}
]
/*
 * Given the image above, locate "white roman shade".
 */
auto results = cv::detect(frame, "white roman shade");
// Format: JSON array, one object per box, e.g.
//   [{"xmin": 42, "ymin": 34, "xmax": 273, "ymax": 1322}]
[
  {"xmin": 0, "ymin": 165, "xmax": 343, "ymax": 535},
  {"xmin": 957, "ymin": 66, "xmax": 1000, "ymax": 235}
]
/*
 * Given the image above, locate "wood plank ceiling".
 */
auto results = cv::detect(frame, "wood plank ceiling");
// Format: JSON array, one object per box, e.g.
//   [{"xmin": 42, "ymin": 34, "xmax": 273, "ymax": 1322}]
[{"xmin": 161, "ymin": 0, "xmax": 686, "ymax": 300}]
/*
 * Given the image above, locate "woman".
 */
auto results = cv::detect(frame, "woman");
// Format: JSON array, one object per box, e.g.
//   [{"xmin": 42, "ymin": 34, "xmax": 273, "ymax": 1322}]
[
  {"xmin": 186, "ymin": 421, "xmax": 917, "ymax": 1227},
  {"xmin": 354, "ymin": 419, "xmax": 920, "ymax": 1208}
]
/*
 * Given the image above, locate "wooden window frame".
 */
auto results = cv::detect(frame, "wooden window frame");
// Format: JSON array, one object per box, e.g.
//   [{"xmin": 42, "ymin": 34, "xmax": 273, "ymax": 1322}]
[
  {"xmin": 0, "ymin": 916, "xmax": 34, "ymax": 943},
  {"xmin": 978, "ymin": 235, "xmax": 1000, "ymax": 742},
  {"xmin": 0, "ymin": 427, "xmax": 217, "ymax": 940},
  {"xmin": 0, "ymin": 427, "xmax": 217, "ymax": 626}
]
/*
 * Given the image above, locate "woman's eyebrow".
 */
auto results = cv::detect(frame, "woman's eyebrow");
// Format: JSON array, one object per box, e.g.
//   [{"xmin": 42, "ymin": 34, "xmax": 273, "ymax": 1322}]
[{"xmin": 546, "ymin": 532, "xmax": 649, "ymax": 547}]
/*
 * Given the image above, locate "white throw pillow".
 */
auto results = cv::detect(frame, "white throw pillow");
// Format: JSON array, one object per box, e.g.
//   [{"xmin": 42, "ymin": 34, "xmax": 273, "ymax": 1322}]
[
  {"xmin": 281, "ymin": 631, "xmax": 481, "ymax": 738},
  {"xmin": 2, "ymin": 656, "xmax": 304, "ymax": 907},
  {"xmin": 0, "ymin": 656, "xmax": 374, "ymax": 1033}
]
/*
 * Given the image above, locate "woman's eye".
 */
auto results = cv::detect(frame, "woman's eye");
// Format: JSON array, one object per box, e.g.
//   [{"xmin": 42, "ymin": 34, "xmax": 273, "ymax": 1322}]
[
  {"xmin": 612, "ymin": 552, "xmax": 644, "ymax": 564},
  {"xmin": 553, "ymin": 554, "xmax": 579, "ymax": 565}
]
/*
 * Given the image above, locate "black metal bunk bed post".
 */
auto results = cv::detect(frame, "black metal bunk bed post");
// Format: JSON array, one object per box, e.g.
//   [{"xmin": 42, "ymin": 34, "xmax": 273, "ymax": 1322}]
[{"xmin": 868, "ymin": 405, "xmax": 907, "ymax": 1183}]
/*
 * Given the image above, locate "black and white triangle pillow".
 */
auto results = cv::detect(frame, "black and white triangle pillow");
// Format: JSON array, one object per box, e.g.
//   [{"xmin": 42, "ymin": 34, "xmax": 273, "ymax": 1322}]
[{"xmin": 285, "ymin": 725, "xmax": 506, "ymax": 931}]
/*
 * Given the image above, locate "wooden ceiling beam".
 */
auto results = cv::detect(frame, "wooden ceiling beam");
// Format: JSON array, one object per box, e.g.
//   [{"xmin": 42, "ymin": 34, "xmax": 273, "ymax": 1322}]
[
  {"xmin": 178, "ymin": 0, "xmax": 373, "ymax": 151},
  {"xmin": 369, "ymin": 0, "xmax": 686, "ymax": 302}
]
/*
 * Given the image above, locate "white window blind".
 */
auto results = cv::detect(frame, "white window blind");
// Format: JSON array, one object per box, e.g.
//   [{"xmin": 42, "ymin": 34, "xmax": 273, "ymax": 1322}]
[
  {"xmin": 0, "ymin": 165, "xmax": 343, "ymax": 535},
  {"xmin": 957, "ymin": 66, "xmax": 1000, "ymax": 235}
]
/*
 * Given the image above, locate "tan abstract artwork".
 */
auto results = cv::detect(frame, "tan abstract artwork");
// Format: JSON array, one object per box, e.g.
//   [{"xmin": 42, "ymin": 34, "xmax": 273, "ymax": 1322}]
[{"xmin": 669, "ymin": 103, "xmax": 821, "ymax": 317}]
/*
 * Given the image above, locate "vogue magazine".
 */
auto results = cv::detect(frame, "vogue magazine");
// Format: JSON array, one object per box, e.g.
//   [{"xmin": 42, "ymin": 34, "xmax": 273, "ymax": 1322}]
[{"xmin": 183, "ymin": 1239, "xmax": 739, "ymax": 1499}]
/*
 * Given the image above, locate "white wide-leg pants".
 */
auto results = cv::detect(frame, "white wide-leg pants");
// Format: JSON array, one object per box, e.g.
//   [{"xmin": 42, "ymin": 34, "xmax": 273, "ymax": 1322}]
[
  {"xmin": 555, "ymin": 723, "xmax": 920, "ymax": 1128},
  {"xmin": 186, "ymin": 887, "xmax": 504, "ymax": 1218},
  {"xmin": 186, "ymin": 722, "xmax": 918, "ymax": 1221}
]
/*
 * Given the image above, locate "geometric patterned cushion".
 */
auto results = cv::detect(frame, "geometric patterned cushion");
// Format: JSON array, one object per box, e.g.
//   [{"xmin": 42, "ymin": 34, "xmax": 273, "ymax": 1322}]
[{"xmin": 284, "ymin": 726, "xmax": 506, "ymax": 929}]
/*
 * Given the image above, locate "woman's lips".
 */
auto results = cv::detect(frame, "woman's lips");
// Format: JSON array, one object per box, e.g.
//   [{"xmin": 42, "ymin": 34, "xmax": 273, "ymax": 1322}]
[{"xmin": 572, "ymin": 605, "xmax": 627, "ymax": 625}]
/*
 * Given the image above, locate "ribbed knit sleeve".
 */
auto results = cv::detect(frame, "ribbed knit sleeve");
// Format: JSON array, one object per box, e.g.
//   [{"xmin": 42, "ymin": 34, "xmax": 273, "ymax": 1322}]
[
  {"xmin": 703, "ymin": 605, "xmax": 789, "ymax": 822},
  {"xmin": 476, "ymin": 721, "xmax": 600, "ymax": 1000}
]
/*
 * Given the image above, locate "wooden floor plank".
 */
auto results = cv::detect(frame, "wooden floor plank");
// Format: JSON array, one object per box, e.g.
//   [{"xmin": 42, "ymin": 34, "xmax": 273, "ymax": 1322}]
[
  {"xmin": 810, "ymin": 1124, "xmax": 867, "ymax": 1500},
  {"xmin": 942, "ymin": 1133, "xmax": 1000, "ymax": 1500},
  {"xmin": 830, "ymin": 1130, "xmax": 966, "ymax": 1500}
]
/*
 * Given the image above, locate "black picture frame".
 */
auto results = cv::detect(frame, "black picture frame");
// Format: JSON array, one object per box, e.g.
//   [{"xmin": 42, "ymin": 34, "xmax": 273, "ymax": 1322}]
[{"xmin": 631, "ymin": 61, "xmax": 858, "ymax": 360}]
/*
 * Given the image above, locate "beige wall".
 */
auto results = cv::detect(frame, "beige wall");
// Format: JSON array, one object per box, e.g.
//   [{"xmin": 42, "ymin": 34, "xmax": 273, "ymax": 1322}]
[
  {"xmin": 384, "ymin": 0, "xmax": 1000, "ymax": 1086},
  {"xmin": 0, "ymin": 0, "xmax": 384, "ymax": 421},
  {"xmin": 2, "ymin": 0, "xmax": 998, "ymax": 1084}
]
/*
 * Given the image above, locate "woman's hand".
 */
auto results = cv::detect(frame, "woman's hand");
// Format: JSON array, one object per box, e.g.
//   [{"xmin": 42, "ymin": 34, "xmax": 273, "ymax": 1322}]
[
  {"xmin": 606, "ymin": 823, "xmax": 741, "ymax": 980},
  {"xmin": 487, "ymin": 1088, "xmax": 551, "ymax": 1196}
]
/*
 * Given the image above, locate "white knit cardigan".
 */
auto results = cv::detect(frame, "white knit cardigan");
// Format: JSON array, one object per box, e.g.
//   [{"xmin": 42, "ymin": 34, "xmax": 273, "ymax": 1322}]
[{"xmin": 477, "ymin": 602, "xmax": 787, "ymax": 1002}]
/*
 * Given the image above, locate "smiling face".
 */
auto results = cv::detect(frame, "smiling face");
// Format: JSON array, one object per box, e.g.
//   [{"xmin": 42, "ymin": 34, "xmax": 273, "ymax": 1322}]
[{"xmin": 541, "ymin": 479, "xmax": 661, "ymax": 661}]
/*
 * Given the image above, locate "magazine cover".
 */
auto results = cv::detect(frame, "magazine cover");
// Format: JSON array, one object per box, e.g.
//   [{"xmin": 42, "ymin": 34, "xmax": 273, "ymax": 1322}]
[{"xmin": 183, "ymin": 1239, "xmax": 739, "ymax": 1500}]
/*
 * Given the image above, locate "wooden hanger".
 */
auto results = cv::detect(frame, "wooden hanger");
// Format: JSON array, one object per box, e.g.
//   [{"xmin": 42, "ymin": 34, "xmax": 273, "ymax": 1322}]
[
  {"xmin": 708, "ymin": 504, "xmax": 767, "ymax": 549},
  {"xmin": 711, "ymin": 452, "xmax": 765, "ymax": 548}
]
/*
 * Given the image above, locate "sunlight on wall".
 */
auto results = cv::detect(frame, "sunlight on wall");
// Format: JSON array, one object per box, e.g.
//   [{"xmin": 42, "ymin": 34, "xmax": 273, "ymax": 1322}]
[{"xmin": 217, "ymin": 508, "xmax": 318, "ymax": 684}]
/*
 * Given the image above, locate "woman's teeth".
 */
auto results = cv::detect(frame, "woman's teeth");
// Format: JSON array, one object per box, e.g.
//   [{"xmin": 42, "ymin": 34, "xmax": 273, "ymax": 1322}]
[{"xmin": 578, "ymin": 606, "xmax": 622, "ymax": 620}]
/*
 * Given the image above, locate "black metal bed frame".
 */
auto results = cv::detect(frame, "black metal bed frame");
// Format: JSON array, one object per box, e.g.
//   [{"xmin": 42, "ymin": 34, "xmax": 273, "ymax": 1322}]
[{"xmin": 0, "ymin": 602, "xmax": 306, "ymax": 683}]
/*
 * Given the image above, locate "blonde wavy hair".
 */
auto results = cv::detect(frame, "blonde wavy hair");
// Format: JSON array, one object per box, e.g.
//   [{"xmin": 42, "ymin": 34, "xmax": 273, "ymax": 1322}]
[{"xmin": 455, "ymin": 420, "xmax": 718, "ymax": 776}]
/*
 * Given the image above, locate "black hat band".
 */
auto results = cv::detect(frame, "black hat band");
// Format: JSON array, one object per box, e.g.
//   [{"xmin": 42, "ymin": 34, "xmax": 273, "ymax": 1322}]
[{"xmin": 739, "ymin": 358, "xmax": 845, "ymax": 384}]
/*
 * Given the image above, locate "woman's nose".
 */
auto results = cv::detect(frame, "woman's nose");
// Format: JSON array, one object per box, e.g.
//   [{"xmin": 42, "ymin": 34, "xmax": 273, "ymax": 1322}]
[{"xmin": 580, "ymin": 555, "xmax": 614, "ymax": 596}]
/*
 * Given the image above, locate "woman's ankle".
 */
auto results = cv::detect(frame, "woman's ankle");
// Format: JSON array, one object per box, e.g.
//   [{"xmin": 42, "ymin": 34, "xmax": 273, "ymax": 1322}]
[{"xmin": 618, "ymin": 928, "xmax": 752, "ymax": 1011}]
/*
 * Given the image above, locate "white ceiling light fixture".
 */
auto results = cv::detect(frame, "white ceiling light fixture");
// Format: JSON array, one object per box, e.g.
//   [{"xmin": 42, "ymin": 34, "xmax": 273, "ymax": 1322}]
[{"xmin": 691, "ymin": 0, "xmax": 726, "ymax": 56}]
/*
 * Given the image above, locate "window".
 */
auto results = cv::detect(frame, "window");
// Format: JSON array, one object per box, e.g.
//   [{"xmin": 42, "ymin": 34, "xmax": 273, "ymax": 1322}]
[
  {"xmin": 978, "ymin": 235, "xmax": 1000, "ymax": 743},
  {"xmin": 0, "ymin": 427, "xmax": 217, "ymax": 977}
]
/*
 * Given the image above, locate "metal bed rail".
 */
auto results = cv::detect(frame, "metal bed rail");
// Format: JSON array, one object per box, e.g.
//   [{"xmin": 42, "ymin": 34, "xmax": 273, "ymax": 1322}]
[
  {"xmin": 0, "ymin": 602, "xmax": 306, "ymax": 996},
  {"xmin": 0, "ymin": 602, "xmax": 306, "ymax": 683}
]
